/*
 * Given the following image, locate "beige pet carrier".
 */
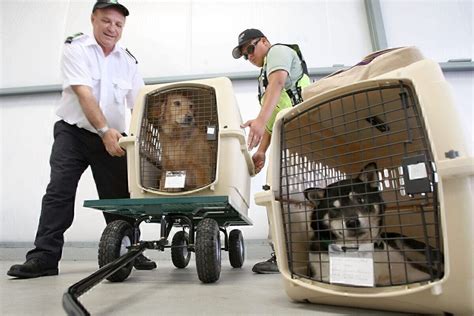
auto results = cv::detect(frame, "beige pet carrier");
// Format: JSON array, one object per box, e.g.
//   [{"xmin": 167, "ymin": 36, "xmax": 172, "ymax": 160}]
[
  {"xmin": 120, "ymin": 77, "xmax": 255, "ymax": 215},
  {"xmin": 255, "ymin": 50, "xmax": 473, "ymax": 314}
]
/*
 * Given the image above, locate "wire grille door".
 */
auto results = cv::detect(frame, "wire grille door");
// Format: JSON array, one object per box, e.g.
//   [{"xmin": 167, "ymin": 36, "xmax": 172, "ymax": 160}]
[
  {"xmin": 138, "ymin": 86, "xmax": 218, "ymax": 193},
  {"xmin": 278, "ymin": 81, "xmax": 444, "ymax": 287}
]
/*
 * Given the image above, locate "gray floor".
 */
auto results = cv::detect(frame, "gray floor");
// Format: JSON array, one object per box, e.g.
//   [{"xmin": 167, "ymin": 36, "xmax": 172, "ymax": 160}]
[{"xmin": 1, "ymin": 243, "xmax": 419, "ymax": 316}]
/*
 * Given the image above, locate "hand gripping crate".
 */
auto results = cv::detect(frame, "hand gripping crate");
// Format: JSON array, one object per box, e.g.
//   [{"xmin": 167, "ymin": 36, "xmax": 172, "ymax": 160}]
[
  {"xmin": 120, "ymin": 77, "xmax": 254, "ymax": 215},
  {"xmin": 255, "ymin": 57, "xmax": 473, "ymax": 314}
]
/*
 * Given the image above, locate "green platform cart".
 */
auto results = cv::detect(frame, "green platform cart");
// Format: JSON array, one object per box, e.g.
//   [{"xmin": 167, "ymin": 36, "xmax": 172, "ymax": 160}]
[{"xmin": 63, "ymin": 195, "xmax": 252, "ymax": 316}]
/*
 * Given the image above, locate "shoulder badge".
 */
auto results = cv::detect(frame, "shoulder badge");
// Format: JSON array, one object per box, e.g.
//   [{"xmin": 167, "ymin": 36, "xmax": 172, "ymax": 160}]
[
  {"xmin": 65, "ymin": 32, "xmax": 84, "ymax": 44},
  {"xmin": 125, "ymin": 48, "xmax": 138, "ymax": 64}
]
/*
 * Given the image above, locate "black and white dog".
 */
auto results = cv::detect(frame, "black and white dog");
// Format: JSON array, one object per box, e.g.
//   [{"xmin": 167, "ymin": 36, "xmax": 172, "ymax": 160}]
[{"xmin": 304, "ymin": 163, "xmax": 443, "ymax": 286}]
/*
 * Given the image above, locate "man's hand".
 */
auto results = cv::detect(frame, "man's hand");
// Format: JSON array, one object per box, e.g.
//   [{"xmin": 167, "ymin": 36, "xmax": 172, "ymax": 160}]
[
  {"xmin": 101, "ymin": 128, "xmax": 125, "ymax": 157},
  {"xmin": 241, "ymin": 116, "xmax": 266, "ymax": 150},
  {"xmin": 252, "ymin": 150, "xmax": 266, "ymax": 174},
  {"xmin": 71, "ymin": 85, "xmax": 123, "ymax": 156}
]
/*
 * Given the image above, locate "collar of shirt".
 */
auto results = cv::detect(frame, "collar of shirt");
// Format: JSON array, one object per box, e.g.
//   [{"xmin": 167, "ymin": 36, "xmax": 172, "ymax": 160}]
[{"xmin": 83, "ymin": 35, "xmax": 123, "ymax": 57}]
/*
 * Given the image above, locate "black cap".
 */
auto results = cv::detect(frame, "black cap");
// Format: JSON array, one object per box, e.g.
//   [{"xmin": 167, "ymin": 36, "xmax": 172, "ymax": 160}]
[
  {"xmin": 93, "ymin": 0, "xmax": 129, "ymax": 17},
  {"xmin": 232, "ymin": 28, "xmax": 265, "ymax": 59}
]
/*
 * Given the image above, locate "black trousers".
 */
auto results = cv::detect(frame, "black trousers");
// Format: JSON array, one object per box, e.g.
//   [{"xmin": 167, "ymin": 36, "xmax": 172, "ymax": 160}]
[{"xmin": 26, "ymin": 120, "xmax": 135, "ymax": 266}]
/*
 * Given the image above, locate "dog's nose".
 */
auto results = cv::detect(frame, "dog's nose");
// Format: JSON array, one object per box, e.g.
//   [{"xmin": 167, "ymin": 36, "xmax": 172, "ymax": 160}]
[
  {"xmin": 185, "ymin": 114, "xmax": 194, "ymax": 124},
  {"xmin": 345, "ymin": 218, "xmax": 360, "ymax": 229}
]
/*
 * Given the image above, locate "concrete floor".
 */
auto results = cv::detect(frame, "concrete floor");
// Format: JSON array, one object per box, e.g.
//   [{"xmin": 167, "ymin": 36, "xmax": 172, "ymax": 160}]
[{"xmin": 1, "ymin": 246, "xmax": 420, "ymax": 316}]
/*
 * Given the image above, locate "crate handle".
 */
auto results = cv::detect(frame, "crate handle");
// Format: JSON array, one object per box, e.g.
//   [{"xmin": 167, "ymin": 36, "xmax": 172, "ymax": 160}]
[{"xmin": 220, "ymin": 129, "xmax": 256, "ymax": 176}]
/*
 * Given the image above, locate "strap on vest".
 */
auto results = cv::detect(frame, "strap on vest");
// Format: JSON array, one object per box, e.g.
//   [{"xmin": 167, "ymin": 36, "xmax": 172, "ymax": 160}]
[
  {"xmin": 285, "ymin": 86, "xmax": 303, "ymax": 105},
  {"xmin": 258, "ymin": 68, "xmax": 267, "ymax": 104}
]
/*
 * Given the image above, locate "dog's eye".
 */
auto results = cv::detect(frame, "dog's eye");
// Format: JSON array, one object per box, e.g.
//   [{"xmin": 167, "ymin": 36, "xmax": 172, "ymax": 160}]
[
  {"xmin": 357, "ymin": 197, "xmax": 365, "ymax": 204},
  {"xmin": 173, "ymin": 101, "xmax": 181, "ymax": 106}
]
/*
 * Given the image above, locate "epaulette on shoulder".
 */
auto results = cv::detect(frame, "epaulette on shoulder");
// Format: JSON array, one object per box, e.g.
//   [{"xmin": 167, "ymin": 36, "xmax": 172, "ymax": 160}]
[
  {"xmin": 125, "ymin": 48, "xmax": 138, "ymax": 64},
  {"xmin": 65, "ymin": 32, "xmax": 84, "ymax": 44}
]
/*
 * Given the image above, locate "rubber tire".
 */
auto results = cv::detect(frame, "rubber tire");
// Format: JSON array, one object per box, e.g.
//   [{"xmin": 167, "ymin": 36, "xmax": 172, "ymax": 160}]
[
  {"xmin": 98, "ymin": 220, "xmax": 134, "ymax": 282},
  {"xmin": 228, "ymin": 229, "xmax": 245, "ymax": 268},
  {"xmin": 195, "ymin": 218, "xmax": 221, "ymax": 283},
  {"xmin": 171, "ymin": 230, "xmax": 191, "ymax": 268}
]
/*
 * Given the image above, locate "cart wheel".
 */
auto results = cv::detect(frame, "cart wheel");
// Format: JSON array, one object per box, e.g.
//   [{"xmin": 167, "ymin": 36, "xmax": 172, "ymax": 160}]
[
  {"xmin": 98, "ymin": 220, "xmax": 134, "ymax": 282},
  {"xmin": 195, "ymin": 218, "xmax": 221, "ymax": 283},
  {"xmin": 171, "ymin": 230, "xmax": 191, "ymax": 268},
  {"xmin": 228, "ymin": 229, "xmax": 245, "ymax": 268}
]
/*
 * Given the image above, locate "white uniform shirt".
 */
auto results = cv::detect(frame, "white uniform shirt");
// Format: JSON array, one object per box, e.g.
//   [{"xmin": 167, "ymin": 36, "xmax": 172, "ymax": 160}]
[{"xmin": 56, "ymin": 34, "xmax": 144, "ymax": 134}]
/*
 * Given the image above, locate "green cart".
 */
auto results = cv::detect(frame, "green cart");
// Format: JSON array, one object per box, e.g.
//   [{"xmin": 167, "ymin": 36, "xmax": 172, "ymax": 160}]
[{"xmin": 63, "ymin": 195, "xmax": 252, "ymax": 316}]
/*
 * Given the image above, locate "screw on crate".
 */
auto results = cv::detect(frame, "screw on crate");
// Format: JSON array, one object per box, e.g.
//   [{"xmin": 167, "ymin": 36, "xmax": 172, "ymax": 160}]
[{"xmin": 444, "ymin": 150, "xmax": 459, "ymax": 159}]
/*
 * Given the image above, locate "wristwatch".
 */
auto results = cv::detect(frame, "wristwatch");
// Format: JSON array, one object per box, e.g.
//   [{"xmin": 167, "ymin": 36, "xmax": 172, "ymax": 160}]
[{"xmin": 97, "ymin": 126, "xmax": 109, "ymax": 138}]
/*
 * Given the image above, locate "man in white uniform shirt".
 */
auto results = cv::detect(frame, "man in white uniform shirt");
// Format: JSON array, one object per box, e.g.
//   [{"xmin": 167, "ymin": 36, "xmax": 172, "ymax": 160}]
[{"xmin": 7, "ymin": 0, "xmax": 156, "ymax": 279}]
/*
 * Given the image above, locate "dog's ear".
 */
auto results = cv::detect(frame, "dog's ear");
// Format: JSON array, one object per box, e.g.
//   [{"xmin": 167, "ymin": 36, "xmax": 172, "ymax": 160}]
[
  {"xmin": 159, "ymin": 100, "xmax": 167, "ymax": 122},
  {"xmin": 358, "ymin": 162, "xmax": 379, "ymax": 189},
  {"xmin": 147, "ymin": 94, "xmax": 167, "ymax": 122},
  {"xmin": 147, "ymin": 103, "xmax": 161, "ymax": 121},
  {"xmin": 157, "ymin": 94, "xmax": 171, "ymax": 123},
  {"xmin": 304, "ymin": 187, "xmax": 325, "ymax": 207}
]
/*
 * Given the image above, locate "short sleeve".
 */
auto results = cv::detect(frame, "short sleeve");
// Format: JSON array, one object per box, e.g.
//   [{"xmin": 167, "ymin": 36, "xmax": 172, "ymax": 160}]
[
  {"xmin": 265, "ymin": 45, "xmax": 294, "ymax": 77},
  {"xmin": 61, "ymin": 44, "xmax": 93, "ymax": 88}
]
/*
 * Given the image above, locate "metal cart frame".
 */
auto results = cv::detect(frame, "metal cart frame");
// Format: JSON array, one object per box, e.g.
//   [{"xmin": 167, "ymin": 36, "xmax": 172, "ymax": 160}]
[{"xmin": 62, "ymin": 195, "xmax": 252, "ymax": 316}]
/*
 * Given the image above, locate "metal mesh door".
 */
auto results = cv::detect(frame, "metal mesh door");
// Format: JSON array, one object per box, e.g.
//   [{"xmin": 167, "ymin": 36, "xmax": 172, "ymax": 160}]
[
  {"xmin": 278, "ymin": 81, "xmax": 444, "ymax": 287},
  {"xmin": 138, "ymin": 86, "xmax": 218, "ymax": 193}
]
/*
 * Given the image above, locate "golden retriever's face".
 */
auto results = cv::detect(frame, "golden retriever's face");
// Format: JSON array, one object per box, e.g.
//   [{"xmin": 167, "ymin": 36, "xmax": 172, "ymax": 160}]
[{"xmin": 164, "ymin": 93, "xmax": 195, "ymax": 126}]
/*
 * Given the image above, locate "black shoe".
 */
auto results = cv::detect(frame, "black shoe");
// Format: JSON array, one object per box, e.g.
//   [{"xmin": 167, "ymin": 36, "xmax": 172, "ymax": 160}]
[
  {"xmin": 7, "ymin": 258, "xmax": 58, "ymax": 279},
  {"xmin": 133, "ymin": 254, "xmax": 157, "ymax": 270},
  {"xmin": 252, "ymin": 253, "xmax": 279, "ymax": 274}
]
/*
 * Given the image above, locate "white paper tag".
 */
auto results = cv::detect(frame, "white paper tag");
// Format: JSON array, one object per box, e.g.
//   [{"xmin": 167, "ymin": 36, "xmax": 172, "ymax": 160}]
[
  {"xmin": 207, "ymin": 126, "xmax": 215, "ymax": 135},
  {"xmin": 164, "ymin": 171, "xmax": 186, "ymax": 188},
  {"xmin": 329, "ymin": 243, "xmax": 375, "ymax": 287},
  {"xmin": 408, "ymin": 163, "xmax": 428, "ymax": 180},
  {"xmin": 207, "ymin": 125, "xmax": 217, "ymax": 140}
]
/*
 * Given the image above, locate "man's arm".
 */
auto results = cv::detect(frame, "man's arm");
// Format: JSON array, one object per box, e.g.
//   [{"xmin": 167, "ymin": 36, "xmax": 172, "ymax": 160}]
[
  {"xmin": 71, "ymin": 85, "xmax": 125, "ymax": 157},
  {"xmin": 241, "ymin": 69, "xmax": 288, "ymax": 150},
  {"xmin": 252, "ymin": 131, "xmax": 271, "ymax": 174}
]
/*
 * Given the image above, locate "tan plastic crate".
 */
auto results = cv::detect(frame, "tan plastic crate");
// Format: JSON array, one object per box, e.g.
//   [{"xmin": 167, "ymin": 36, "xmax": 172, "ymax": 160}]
[
  {"xmin": 120, "ymin": 77, "xmax": 255, "ymax": 216},
  {"xmin": 255, "ymin": 59, "xmax": 473, "ymax": 315}
]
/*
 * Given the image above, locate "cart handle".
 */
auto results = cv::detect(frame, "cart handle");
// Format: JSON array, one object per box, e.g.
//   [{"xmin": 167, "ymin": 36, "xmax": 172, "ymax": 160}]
[{"xmin": 62, "ymin": 243, "xmax": 147, "ymax": 316}]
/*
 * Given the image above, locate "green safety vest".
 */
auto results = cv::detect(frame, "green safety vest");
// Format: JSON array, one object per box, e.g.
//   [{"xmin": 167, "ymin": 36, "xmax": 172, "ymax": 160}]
[{"xmin": 258, "ymin": 44, "xmax": 311, "ymax": 133}]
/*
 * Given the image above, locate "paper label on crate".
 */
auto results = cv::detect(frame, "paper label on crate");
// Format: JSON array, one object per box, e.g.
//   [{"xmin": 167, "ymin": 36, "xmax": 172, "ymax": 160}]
[
  {"xmin": 207, "ymin": 125, "xmax": 217, "ymax": 140},
  {"xmin": 408, "ymin": 163, "xmax": 428, "ymax": 180},
  {"xmin": 329, "ymin": 243, "xmax": 375, "ymax": 287},
  {"xmin": 207, "ymin": 126, "xmax": 215, "ymax": 135},
  {"xmin": 164, "ymin": 171, "xmax": 186, "ymax": 188}
]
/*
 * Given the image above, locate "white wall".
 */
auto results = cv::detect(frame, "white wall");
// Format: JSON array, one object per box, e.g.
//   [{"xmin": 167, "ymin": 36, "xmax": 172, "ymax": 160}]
[
  {"xmin": 380, "ymin": 0, "xmax": 473, "ymax": 62},
  {"xmin": 0, "ymin": 0, "xmax": 473, "ymax": 243},
  {"xmin": 0, "ymin": 0, "xmax": 372, "ymax": 88}
]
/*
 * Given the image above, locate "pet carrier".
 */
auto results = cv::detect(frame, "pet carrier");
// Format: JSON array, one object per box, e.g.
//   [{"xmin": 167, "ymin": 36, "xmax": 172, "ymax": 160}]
[
  {"xmin": 120, "ymin": 76, "xmax": 254, "ymax": 213},
  {"xmin": 255, "ymin": 55, "xmax": 473, "ymax": 314}
]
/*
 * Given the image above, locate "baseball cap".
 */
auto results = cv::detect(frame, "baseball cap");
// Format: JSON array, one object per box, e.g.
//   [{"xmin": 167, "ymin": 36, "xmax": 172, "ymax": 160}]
[
  {"xmin": 232, "ymin": 28, "xmax": 265, "ymax": 59},
  {"xmin": 93, "ymin": 0, "xmax": 129, "ymax": 17}
]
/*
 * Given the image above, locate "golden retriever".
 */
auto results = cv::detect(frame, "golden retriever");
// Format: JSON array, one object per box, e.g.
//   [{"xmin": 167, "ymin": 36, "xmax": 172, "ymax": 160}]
[{"xmin": 147, "ymin": 92, "xmax": 213, "ymax": 191}]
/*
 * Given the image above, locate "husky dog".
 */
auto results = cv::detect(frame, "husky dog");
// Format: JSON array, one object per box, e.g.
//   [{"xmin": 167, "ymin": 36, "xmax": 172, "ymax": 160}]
[{"xmin": 304, "ymin": 163, "xmax": 443, "ymax": 286}]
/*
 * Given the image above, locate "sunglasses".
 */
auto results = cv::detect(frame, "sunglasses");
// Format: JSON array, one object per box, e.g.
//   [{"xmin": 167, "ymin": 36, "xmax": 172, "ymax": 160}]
[{"xmin": 242, "ymin": 38, "xmax": 261, "ymax": 60}]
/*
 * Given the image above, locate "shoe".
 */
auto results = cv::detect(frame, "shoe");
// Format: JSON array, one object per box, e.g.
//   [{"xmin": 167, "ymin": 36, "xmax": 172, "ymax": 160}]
[
  {"xmin": 7, "ymin": 258, "xmax": 58, "ymax": 279},
  {"xmin": 252, "ymin": 253, "xmax": 279, "ymax": 274},
  {"xmin": 133, "ymin": 254, "xmax": 157, "ymax": 270}
]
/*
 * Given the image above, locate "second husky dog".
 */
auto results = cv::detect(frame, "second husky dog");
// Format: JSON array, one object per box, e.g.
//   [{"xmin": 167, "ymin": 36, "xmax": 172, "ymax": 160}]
[{"xmin": 304, "ymin": 163, "xmax": 443, "ymax": 286}]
